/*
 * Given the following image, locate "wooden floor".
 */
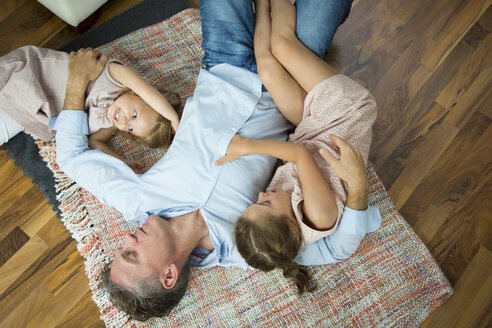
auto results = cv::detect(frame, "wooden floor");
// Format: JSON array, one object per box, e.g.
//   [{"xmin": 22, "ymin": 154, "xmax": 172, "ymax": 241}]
[{"xmin": 0, "ymin": 0, "xmax": 490, "ymax": 327}]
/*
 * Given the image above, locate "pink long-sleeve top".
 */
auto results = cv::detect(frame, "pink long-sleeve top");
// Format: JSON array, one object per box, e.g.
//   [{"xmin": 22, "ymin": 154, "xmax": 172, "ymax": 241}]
[{"xmin": 0, "ymin": 46, "xmax": 124, "ymax": 140}]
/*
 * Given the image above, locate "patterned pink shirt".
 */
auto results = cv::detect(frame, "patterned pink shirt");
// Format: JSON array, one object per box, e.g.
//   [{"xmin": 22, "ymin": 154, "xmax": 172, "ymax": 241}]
[{"xmin": 268, "ymin": 74, "xmax": 377, "ymax": 244}]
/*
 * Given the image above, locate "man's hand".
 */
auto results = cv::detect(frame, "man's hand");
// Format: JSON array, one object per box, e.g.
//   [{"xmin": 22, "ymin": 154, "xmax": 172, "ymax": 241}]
[
  {"xmin": 63, "ymin": 48, "xmax": 109, "ymax": 110},
  {"xmin": 319, "ymin": 134, "xmax": 369, "ymax": 210},
  {"xmin": 68, "ymin": 48, "xmax": 109, "ymax": 83}
]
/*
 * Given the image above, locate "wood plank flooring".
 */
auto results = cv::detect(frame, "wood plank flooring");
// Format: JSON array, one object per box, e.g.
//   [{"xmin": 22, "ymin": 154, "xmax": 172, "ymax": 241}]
[{"xmin": 0, "ymin": 0, "xmax": 490, "ymax": 327}]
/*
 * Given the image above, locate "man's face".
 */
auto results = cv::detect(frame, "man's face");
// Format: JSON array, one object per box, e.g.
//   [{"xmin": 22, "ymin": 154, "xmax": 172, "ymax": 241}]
[{"xmin": 110, "ymin": 215, "xmax": 175, "ymax": 290}]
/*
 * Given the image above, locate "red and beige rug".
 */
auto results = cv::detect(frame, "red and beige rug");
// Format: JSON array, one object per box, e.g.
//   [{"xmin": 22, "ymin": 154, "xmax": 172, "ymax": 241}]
[{"xmin": 36, "ymin": 8, "xmax": 452, "ymax": 327}]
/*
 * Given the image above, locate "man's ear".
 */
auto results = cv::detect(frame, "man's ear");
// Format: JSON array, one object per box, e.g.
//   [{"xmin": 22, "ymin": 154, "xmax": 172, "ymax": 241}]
[{"xmin": 160, "ymin": 263, "xmax": 178, "ymax": 289}]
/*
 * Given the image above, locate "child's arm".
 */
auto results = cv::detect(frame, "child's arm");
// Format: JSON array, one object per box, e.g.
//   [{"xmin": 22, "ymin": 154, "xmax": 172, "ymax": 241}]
[
  {"xmin": 108, "ymin": 62, "xmax": 180, "ymax": 131},
  {"xmin": 88, "ymin": 127, "xmax": 143, "ymax": 174},
  {"xmin": 216, "ymin": 135, "xmax": 338, "ymax": 230}
]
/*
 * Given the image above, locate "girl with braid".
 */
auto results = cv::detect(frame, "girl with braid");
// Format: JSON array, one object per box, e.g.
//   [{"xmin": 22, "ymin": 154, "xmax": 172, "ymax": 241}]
[{"xmin": 215, "ymin": 0, "xmax": 377, "ymax": 293}]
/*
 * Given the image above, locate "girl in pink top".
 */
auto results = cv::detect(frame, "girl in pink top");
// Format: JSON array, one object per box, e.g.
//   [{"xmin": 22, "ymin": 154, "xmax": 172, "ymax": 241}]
[
  {"xmin": 215, "ymin": 0, "xmax": 377, "ymax": 293},
  {"xmin": 0, "ymin": 46, "xmax": 181, "ymax": 173}
]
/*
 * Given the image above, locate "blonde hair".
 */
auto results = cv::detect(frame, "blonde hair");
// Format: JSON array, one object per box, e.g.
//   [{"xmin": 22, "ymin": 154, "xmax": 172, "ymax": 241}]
[
  {"xmin": 137, "ymin": 90, "xmax": 183, "ymax": 149},
  {"xmin": 234, "ymin": 214, "xmax": 315, "ymax": 294},
  {"xmin": 117, "ymin": 89, "xmax": 183, "ymax": 149}
]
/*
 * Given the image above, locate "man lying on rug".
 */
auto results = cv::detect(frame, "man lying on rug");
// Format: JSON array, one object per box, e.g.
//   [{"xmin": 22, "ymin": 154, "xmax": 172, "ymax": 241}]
[{"xmin": 54, "ymin": 0, "xmax": 381, "ymax": 321}]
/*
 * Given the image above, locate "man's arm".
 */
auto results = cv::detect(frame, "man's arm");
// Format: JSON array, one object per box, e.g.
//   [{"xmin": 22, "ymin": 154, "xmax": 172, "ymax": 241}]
[
  {"xmin": 55, "ymin": 49, "xmax": 147, "ymax": 223},
  {"xmin": 295, "ymin": 134, "xmax": 381, "ymax": 265},
  {"xmin": 63, "ymin": 48, "xmax": 109, "ymax": 110},
  {"xmin": 320, "ymin": 134, "xmax": 369, "ymax": 211}
]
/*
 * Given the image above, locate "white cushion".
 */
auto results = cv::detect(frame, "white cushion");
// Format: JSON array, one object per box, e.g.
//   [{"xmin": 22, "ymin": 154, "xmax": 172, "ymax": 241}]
[
  {"xmin": 37, "ymin": 0, "xmax": 108, "ymax": 26},
  {"xmin": 0, "ymin": 108, "xmax": 23, "ymax": 145}
]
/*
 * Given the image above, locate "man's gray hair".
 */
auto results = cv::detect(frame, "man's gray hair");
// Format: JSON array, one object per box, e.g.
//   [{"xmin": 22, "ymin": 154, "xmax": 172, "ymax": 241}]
[{"xmin": 100, "ymin": 265, "xmax": 189, "ymax": 321}]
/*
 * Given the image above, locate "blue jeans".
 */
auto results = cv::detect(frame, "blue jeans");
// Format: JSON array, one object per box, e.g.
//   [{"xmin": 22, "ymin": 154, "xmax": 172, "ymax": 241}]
[{"xmin": 200, "ymin": 0, "xmax": 353, "ymax": 72}]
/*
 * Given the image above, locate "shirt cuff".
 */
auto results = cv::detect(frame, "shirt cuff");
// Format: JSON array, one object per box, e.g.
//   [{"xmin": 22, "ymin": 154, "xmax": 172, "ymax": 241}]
[
  {"xmin": 336, "ymin": 206, "xmax": 381, "ymax": 235},
  {"xmin": 48, "ymin": 116, "xmax": 57, "ymax": 130},
  {"xmin": 54, "ymin": 110, "xmax": 89, "ymax": 135}
]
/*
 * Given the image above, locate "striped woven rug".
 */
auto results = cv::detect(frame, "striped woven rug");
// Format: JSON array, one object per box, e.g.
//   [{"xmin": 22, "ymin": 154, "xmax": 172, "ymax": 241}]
[{"xmin": 36, "ymin": 8, "xmax": 453, "ymax": 327}]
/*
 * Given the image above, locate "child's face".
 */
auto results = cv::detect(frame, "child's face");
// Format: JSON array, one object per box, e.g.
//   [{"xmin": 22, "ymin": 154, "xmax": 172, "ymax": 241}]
[
  {"xmin": 108, "ymin": 92, "xmax": 159, "ymax": 137},
  {"xmin": 243, "ymin": 189, "xmax": 295, "ymax": 222}
]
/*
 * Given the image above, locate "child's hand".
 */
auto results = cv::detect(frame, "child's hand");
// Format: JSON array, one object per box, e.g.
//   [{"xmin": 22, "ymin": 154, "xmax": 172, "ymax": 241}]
[
  {"xmin": 215, "ymin": 134, "xmax": 247, "ymax": 166},
  {"xmin": 123, "ymin": 159, "xmax": 144, "ymax": 174}
]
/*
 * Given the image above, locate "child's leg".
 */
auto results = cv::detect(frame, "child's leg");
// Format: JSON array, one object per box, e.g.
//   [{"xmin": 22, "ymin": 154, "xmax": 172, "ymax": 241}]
[
  {"xmin": 270, "ymin": 0, "xmax": 339, "ymax": 93},
  {"xmin": 200, "ymin": 0, "xmax": 257, "ymax": 73},
  {"xmin": 254, "ymin": 0, "xmax": 306, "ymax": 126}
]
